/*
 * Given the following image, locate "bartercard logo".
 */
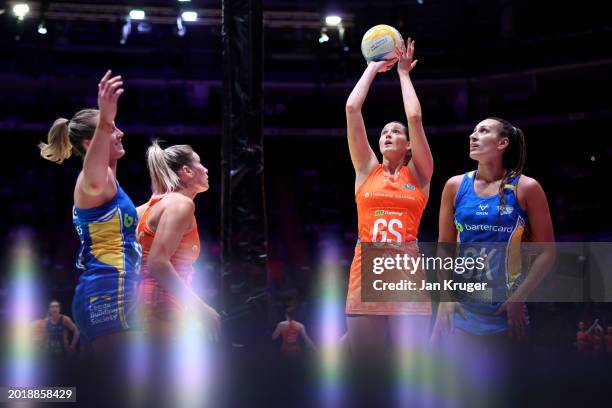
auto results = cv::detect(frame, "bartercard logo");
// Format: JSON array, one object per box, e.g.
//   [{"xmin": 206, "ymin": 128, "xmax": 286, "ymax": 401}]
[{"xmin": 464, "ymin": 224, "xmax": 513, "ymax": 233}]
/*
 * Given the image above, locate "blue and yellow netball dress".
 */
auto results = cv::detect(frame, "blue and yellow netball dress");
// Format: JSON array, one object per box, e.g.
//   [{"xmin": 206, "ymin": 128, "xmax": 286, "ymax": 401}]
[
  {"xmin": 452, "ymin": 170, "xmax": 528, "ymax": 335},
  {"xmin": 71, "ymin": 181, "xmax": 142, "ymax": 342}
]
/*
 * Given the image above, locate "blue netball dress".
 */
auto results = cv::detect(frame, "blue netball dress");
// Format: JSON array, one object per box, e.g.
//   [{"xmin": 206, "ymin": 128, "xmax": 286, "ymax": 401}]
[
  {"xmin": 72, "ymin": 181, "xmax": 142, "ymax": 342},
  {"xmin": 45, "ymin": 316, "xmax": 67, "ymax": 354},
  {"xmin": 452, "ymin": 170, "xmax": 528, "ymax": 335}
]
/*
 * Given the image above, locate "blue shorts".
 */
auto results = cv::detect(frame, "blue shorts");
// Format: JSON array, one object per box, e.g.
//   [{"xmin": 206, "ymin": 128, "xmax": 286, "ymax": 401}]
[{"xmin": 72, "ymin": 275, "xmax": 139, "ymax": 343}]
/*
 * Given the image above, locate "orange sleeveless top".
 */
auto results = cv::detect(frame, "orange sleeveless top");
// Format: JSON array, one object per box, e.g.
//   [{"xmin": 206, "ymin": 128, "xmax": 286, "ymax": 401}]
[
  {"xmin": 137, "ymin": 196, "xmax": 200, "ymax": 312},
  {"xmin": 346, "ymin": 164, "xmax": 431, "ymax": 315},
  {"xmin": 281, "ymin": 320, "xmax": 302, "ymax": 355},
  {"xmin": 576, "ymin": 331, "xmax": 590, "ymax": 352}
]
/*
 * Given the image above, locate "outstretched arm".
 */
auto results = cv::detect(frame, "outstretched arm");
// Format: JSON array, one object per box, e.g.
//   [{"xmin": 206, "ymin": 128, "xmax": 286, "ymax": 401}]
[
  {"xmin": 396, "ymin": 39, "xmax": 433, "ymax": 189},
  {"xmin": 346, "ymin": 60, "xmax": 396, "ymax": 190},
  {"xmin": 80, "ymin": 70, "xmax": 123, "ymax": 196},
  {"xmin": 586, "ymin": 319, "xmax": 600, "ymax": 335}
]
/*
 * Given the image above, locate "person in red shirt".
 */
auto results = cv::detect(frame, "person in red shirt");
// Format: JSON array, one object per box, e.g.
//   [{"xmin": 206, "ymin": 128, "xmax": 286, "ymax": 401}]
[
  {"xmin": 575, "ymin": 319, "xmax": 600, "ymax": 353},
  {"xmin": 272, "ymin": 308, "xmax": 316, "ymax": 358}
]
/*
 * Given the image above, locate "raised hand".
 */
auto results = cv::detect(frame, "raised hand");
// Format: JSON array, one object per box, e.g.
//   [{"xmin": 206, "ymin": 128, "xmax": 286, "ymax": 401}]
[
  {"xmin": 97, "ymin": 70, "xmax": 124, "ymax": 125},
  {"xmin": 368, "ymin": 57, "xmax": 398, "ymax": 73},
  {"xmin": 396, "ymin": 37, "xmax": 418, "ymax": 75}
]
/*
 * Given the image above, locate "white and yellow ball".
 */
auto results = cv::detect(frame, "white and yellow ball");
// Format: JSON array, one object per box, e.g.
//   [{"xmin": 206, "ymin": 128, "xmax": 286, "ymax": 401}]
[{"xmin": 360, "ymin": 24, "xmax": 403, "ymax": 62}]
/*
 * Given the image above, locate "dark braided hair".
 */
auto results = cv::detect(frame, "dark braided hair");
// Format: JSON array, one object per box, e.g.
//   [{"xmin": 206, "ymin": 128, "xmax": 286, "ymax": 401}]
[{"xmin": 487, "ymin": 117, "xmax": 527, "ymax": 212}]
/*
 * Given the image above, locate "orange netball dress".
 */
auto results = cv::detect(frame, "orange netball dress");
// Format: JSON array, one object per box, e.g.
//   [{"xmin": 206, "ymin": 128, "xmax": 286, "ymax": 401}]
[
  {"xmin": 137, "ymin": 196, "xmax": 200, "ymax": 328},
  {"xmin": 346, "ymin": 164, "xmax": 431, "ymax": 315},
  {"xmin": 281, "ymin": 320, "xmax": 302, "ymax": 357}
]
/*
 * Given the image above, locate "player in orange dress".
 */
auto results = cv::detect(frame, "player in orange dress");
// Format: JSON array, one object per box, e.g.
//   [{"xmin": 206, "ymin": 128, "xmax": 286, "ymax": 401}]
[
  {"xmin": 272, "ymin": 308, "xmax": 316, "ymax": 359},
  {"xmin": 137, "ymin": 140, "xmax": 220, "ymax": 341},
  {"xmin": 344, "ymin": 38, "xmax": 433, "ymax": 353},
  {"xmin": 575, "ymin": 320, "xmax": 600, "ymax": 353}
]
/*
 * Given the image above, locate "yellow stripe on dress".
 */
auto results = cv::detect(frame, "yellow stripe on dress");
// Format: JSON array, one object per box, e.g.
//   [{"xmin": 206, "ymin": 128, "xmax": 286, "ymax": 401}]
[
  {"xmin": 88, "ymin": 211, "xmax": 128, "ymax": 329},
  {"xmin": 506, "ymin": 218, "xmax": 524, "ymax": 289}
]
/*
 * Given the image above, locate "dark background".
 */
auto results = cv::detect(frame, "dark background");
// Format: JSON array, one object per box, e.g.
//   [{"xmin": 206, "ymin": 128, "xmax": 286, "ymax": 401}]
[{"xmin": 1, "ymin": 1, "xmax": 611, "ymax": 384}]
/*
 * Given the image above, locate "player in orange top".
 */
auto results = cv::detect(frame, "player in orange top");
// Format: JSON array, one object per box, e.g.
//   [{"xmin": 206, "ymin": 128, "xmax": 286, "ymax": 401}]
[
  {"xmin": 575, "ymin": 320, "xmax": 599, "ymax": 353},
  {"xmin": 272, "ymin": 308, "xmax": 316, "ymax": 358},
  {"xmin": 344, "ymin": 38, "xmax": 433, "ymax": 353},
  {"xmin": 137, "ymin": 140, "xmax": 220, "ymax": 341}
]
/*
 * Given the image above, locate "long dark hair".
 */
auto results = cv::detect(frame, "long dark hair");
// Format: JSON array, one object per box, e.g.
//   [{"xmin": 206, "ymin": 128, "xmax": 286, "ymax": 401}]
[{"xmin": 487, "ymin": 117, "xmax": 527, "ymax": 210}]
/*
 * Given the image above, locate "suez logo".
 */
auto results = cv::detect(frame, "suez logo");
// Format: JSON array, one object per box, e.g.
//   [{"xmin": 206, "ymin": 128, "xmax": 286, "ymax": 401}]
[{"xmin": 454, "ymin": 220, "xmax": 513, "ymax": 234}]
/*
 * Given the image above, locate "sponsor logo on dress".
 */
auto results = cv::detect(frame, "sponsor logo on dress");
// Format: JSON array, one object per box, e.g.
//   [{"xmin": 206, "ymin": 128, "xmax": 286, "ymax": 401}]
[
  {"xmin": 123, "ymin": 213, "xmax": 135, "ymax": 228},
  {"xmin": 498, "ymin": 205, "xmax": 514, "ymax": 215},
  {"xmin": 454, "ymin": 219, "xmax": 464, "ymax": 233},
  {"xmin": 476, "ymin": 203, "xmax": 489, "ymax": 215},
  {"xmin": 404, "ymin": 183, "xmax": 416, "ymax": 190},
  {"xmin": 374, "ymin": 210, "xmax": 404, "ymax": 217}
]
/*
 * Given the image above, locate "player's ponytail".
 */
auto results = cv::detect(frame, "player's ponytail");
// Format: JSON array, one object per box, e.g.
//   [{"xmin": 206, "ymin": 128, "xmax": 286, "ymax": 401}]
[
  {"xmin": 489, "ymin": 117, "xmax": 527, "ymax": 211},
  {"xmin": 39, "ymin": 118, "xmax": 72, "ymax": 164},
  {"xmin": 39, "ymin": 109, "xmax": 99, "ymax": 164},
  {"xmin": 146, "ymin": 139, "xmax": 195, "ymax": 195}
]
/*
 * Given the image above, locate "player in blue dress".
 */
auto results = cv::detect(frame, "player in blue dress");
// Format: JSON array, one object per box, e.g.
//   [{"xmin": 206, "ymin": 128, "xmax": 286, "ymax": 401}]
[
  {"xmin": 433, "ymin": 117, "xmax": 555, "ymax": 340},
  {"xmin": 431, "ymin": 117, "xmax": 556, "ymax": 407},
  {"xmin": 39, "ymin": 70, "xmax": 141, "ymax": 351}
]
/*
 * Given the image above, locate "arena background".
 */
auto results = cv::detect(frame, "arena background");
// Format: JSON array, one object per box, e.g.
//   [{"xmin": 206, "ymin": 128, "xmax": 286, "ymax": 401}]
[{"xmin": 1, "ymin": 0, "xmax": 611, "ymax": 407}]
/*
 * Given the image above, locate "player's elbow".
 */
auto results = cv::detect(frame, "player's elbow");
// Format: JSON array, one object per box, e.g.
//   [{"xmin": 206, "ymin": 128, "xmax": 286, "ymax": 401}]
[
  {"xmin": 345, "ymin": 103, "xmax": 361, "ymax": 114},
  {"xmin": 82, "ymin": 182, "xmax": 105, "ymax": 196},
  {"xmin": 407, "ymin": 112, "xmax": 422, "ymax": 123}
]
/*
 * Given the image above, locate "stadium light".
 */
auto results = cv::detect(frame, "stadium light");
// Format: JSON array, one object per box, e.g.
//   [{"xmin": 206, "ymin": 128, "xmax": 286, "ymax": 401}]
[
  {"xmin": 325, "ymin": 15, "xmax": 342, "ymax": 26},
  {"xmin": 13, "ymin": 3, "xmax": 30, "ymax": 20},
  {"xmin": 181, "ymin": 11, "xmax": 198, "ymax": 22},
  {"xmin": 129, "ymin": 9, "xmax": 145, "ymax": 20}
]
